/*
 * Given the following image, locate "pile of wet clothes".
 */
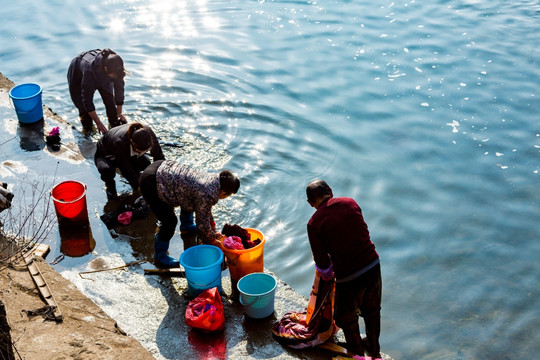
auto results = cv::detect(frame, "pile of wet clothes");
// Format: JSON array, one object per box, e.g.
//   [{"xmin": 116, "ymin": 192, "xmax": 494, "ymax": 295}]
[
  {"xmin": 221, "ymin": 224, "xmax": 261, "ymax": 250},
  {"xmin": 45, "ymin": 127, "xmax": 61, "ymax": 151},
  {"xmin": 100, "ymin": 196, "xmax": 150, "ymax": 228}
]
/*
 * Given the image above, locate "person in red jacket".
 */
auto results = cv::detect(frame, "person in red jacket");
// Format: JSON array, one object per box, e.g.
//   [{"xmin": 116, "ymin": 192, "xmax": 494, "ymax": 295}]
[{"xmin": 306, "ymin": 179, "xmax": 382, "ymax": 358}]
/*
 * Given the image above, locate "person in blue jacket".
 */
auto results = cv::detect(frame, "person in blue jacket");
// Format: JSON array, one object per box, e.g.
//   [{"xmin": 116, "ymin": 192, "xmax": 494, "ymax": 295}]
[{"xmin": 67, "ymin": 49, "xmax": 127, "ymax": 134}]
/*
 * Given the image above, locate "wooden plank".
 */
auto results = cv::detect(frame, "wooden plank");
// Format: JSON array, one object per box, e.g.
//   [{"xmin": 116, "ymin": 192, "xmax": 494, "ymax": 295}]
[
  {"xmin": 31, "ymin": 244, "xmax": 50, "ymax": 259},
  {"xmin": 24, "ymin": 254, "xmax": 63, "ymax": 321},
  {"xmin": 144, "ymin": 268, "xmax": 185, "ymax": 277},
  {"xmin": 318, "ymin": 342, "xmax": 355, "ymax": 357},
  {"xmin": 6, "ymin": 243, "xmax": 50, "ymax": 265}
]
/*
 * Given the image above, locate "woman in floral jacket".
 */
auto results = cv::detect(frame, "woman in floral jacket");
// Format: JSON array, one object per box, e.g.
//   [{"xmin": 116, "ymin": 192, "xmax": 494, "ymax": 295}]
[{"xmin": 140, "ymin": 160, "xmax": 240, "ymax": 268}]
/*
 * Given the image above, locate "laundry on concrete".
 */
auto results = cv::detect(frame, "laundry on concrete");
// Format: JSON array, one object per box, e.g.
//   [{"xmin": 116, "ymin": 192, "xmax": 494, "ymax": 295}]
[{"xmin": 100, "ymin": 197, "xmax": 150, "ymax": 228}]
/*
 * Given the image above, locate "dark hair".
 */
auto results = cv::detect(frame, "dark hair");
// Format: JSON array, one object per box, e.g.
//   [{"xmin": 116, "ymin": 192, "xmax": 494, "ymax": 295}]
[
  {"xmin": 128, "ymin": 123, "xmax": 152, "ymax": 151},
  {"xmin": 219, "ymin": 170, "xmax": 240, "ymax": 195},
  {"xmin": 306, "ymin": 179, "xmax": 332, "ymax": 203},
  {"xmin": 102, "ymin": 49, "xmax": 125, "ymax": 79}
]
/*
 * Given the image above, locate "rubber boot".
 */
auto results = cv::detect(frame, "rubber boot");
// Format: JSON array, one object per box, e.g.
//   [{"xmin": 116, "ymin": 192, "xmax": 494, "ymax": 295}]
[
  {"xmin": 342, "ymin": 324, "xmax": 365, "ymax": 357},
  {"xmin": 80, "ymin": 113, "xmax": 93, "ymax": 132},
  {"xmin": 179, "ymin": 210, "xmax": 196, "ymax": 233},
  {"xmin": 364, "ymin": 315, "xmax": 382, "ymax": 358},
  {"xmin": 153, "ymin": 234, "xmax": 179, "ymax": 268},
  {"xmin": 105, "ymin": 181, "xmax": 118, "ymax": 200}
]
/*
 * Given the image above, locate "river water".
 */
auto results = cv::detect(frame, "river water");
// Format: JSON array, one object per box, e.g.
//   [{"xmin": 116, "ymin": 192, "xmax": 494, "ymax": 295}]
[{"xmin": 1, "ymin": 0, "xmax": 539, "ymax": 359}]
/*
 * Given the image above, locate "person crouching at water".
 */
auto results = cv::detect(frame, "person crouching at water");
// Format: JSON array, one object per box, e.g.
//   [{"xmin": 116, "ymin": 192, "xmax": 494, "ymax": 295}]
[
  {"xmin": 67, "ymin": 48, "xmax": 127, "ymax": 134},
  {"xmin": 95, "ymin": 122, "xmax": 165, "ymax": 200},
  {"xmin": 306, "ymin": 180, "xmax": 382, "ymax": 359},
  {"xmin": 140, "ymin": 160, "xmax": 240, "ymax": 268}
]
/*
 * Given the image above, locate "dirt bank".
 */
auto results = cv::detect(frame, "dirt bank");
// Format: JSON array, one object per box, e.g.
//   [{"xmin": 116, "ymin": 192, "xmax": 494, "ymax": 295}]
[{"xmin": 0, "ymin": 255, "xmax": 155, "ymax": 360}]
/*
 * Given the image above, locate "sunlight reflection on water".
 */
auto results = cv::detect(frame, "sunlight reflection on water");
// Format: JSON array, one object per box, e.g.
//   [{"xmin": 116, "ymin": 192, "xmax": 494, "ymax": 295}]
[{"xmin": 2, "ymin": 0, "xmax": 540, "ymax": 358}]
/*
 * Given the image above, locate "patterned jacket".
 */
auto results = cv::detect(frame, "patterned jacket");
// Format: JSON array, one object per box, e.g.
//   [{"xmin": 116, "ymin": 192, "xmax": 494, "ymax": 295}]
[{"xmin": 156, "ymin": 160, "xmax": 220, "ymax": 242}]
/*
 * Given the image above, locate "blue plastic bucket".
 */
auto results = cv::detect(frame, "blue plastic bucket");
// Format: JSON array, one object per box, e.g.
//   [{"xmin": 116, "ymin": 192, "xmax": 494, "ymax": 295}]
[
  {"xmin": 9, "ymin": 83, "xmax": 43, "ymax": 124},
  {"xmin": 237, "ymin": 272, "xmax": 277, "ymax": 319},
  {"xmin": 180, "ymin": 245, "xmax": 224, "ymax": 297}
]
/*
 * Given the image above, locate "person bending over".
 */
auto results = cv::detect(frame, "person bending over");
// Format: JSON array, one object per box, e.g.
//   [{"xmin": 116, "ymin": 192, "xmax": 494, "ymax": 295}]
[
  {"xmin": 140, "ymin": 160, "xmax": 240, "ymax": 268},
  {"xmin": 95, "ymin": 122, "xmax": 164, "ymax": 199},
  {"xmin": 67, "ymin": 48, "xmax": 127, "ymax": 133},
  {"xmin": 306, "ymin": 180, "xmax": 382, "ymax": 358}
]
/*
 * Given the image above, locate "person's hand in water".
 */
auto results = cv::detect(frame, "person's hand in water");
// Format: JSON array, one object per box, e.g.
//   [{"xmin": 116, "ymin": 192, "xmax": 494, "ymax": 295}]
[
  {"xmin": 96, "ymin": 120, "xmax": 108, "ymax": 134},
  {"xmin": 118, "ymin": 113, "xmax": 127, "ymax": 124}
]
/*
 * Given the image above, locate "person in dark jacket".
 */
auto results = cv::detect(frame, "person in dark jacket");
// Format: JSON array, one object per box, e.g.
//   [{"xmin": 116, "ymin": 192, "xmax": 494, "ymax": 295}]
[
  {"xmin": 67, "ymin": 49, "xmax": 127, "ymax": 134},
  {"xmin": 139, "ymin": 160, "xmax": 240, "ymax": 268},
  {"xmin": 306, "ymin": 180, "xmax": 382, "ymax": 359},
  {"xmin": 95, "ymin": 122, "xmax": 165, "ymax": 199}
]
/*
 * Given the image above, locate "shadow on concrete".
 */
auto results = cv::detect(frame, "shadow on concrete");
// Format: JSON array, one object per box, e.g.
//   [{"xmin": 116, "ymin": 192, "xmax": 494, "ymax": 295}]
[
  {"xmin": 188, "ymin": 328, "xmax": 228, "ymax": 360},
  {"xmin": 17, "ymin": 119, "xmax": 45, "ymax": 152}
]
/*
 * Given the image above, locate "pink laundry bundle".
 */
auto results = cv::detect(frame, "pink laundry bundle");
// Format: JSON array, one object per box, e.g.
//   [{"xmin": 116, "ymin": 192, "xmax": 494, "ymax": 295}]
[
  {"xmin": 223, "ymin": 236, "xmax": 245, "ymax": 250},
  {"xmin": 48, "ymin": 127, "xmax": 60, "ymax": 136},
  {"xmin": 117, "ymin": 211, "xmax": 133, "ymax": 225}
]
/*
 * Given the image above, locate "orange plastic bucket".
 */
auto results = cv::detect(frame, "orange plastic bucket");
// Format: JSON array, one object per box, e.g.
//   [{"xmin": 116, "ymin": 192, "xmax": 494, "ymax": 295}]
[
  {"xmin": 220, "ymin": 228, "xmax": 265, "ymax": 281},
  {"xmin": 51, "ymin": 181, "xmax": 89, "ymax": 224}
]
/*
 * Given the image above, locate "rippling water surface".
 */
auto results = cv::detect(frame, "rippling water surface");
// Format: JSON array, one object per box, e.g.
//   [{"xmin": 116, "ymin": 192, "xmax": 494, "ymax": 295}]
[{"xmin": 2, "ymin": 0, "xmax": 540, "ymax": 358}]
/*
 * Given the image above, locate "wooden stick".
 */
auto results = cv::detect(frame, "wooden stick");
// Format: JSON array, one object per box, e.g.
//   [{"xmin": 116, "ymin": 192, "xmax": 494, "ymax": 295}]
[
  {"xmin": 78, "ymin": 260, "xmax": 146, "ymax": 277},
  {"xmin": 144, "ymin": 268, "xmax": 185, "ymax": 277}
]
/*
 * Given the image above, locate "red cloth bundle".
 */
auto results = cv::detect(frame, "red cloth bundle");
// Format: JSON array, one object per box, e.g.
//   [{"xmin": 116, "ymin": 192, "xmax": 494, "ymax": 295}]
[
  {"xmin": 185, "ymin": 287, "xmax": 225, "ymax": 333},
  {"xmin": 221, "ymin": 224, "xmax": 262, "ymax": 249}
]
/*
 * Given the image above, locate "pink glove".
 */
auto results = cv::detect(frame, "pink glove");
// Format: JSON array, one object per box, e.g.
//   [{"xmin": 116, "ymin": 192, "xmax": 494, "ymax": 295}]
[{"xmin": 315, "ymin": 263, "xmax": 335, "ymax": 281}]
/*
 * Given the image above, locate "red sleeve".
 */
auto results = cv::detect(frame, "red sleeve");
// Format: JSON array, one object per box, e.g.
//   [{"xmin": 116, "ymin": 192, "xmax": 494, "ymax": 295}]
[{"xmin": 307, "ymin": 222, "xmax": 332, "ymax": 270}]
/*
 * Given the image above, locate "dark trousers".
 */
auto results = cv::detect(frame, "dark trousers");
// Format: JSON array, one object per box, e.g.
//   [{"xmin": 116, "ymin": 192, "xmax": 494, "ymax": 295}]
[
  {"xmin": 334, "ymin": 263, "xmax": 382, "ymax": 356},
  {"xmin": 139, "ymin": 160, "xmax": 177, "ymax": 242},
  {"xmin": 95, "ymin": 153, "xmax": 151, "ymax": 190},
  {"xmin": 67, "ymin": 57, "xmax": 119, "ymax": 129}
]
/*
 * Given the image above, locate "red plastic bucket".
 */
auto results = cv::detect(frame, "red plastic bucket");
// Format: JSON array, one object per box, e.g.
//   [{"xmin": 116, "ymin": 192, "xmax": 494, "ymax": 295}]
[{"xmin": 51, "ymin": 181, "xmax": 88, "ymax": 224}]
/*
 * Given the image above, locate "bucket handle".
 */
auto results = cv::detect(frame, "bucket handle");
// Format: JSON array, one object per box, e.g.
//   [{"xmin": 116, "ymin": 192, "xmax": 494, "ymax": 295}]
[
  {"xmin": 226, "ymin": 254, "xmax": 241, "ymax": 266},
  {"xmin": 239, "ymin": 294, "xmax": 262, "ymax": 307},
  {"xmin": 186, "ymin": 264, "xmax": 223, "ymax": 288}
]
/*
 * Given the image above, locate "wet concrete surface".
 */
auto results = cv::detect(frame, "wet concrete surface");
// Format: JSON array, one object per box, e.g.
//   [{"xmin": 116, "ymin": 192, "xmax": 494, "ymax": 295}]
[{"xmin": 0, "ymin": 73, "xmax": 392, "ymax": 360}]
